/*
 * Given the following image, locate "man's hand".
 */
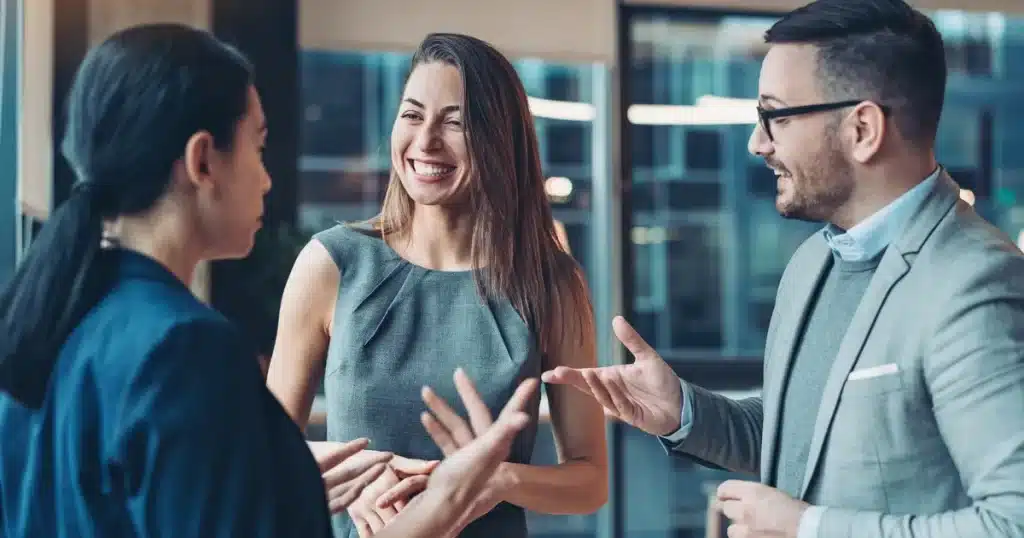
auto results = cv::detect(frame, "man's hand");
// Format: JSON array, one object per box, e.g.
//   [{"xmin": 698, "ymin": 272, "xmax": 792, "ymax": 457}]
[
  {"xmin": 542, "ymin": 316, "xmax": 682, "ymax": 436},
  {"xmin": 716, "ymin": 480, "xmax": 809, "ymax": 538}
]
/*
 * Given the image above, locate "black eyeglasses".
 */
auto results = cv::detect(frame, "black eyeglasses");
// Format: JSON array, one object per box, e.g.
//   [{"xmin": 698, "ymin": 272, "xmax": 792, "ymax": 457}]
[{"xmin": 756, "ymin": 100, "xmax": 891, "ymax": 142}]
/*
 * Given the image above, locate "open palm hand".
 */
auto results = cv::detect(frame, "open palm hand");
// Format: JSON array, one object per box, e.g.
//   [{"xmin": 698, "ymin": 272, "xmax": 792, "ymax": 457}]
[{"xmin": 542, "ymin": 316, "xmax": 682, "ymax": 436}]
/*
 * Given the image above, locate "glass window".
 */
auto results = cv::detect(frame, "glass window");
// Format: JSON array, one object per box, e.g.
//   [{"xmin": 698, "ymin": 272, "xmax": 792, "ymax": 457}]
[{"xmin": 627, "ymin": 12, "xmax": 815, "ymax": 363}]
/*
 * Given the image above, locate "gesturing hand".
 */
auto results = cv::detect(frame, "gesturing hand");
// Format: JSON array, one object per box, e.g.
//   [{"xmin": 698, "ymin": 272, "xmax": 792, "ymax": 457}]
[
  {"xmin": 309, "ymin": 439, "xmax": 393, "ymax": 514},
  {"xmin": 356, "ymin": 372, "xmax": 536, "ymax": 538},
  {"xmin": 407, "ymin": 370, "xmax": 537, "ymax": 534},
  {"xmin": 348, "ymin": 454, "xmax": 436, "ymax": 537},
  {"xmin": 348, "ymin": 464, "xmax": 402, "ymax": 537},
  {"xmin": 542, "ymin": 316, "xmax": 682, "ymax": 436},
  {"xmin": 372, "ymin": 455, "xmax": 438, "ymax": 512}
]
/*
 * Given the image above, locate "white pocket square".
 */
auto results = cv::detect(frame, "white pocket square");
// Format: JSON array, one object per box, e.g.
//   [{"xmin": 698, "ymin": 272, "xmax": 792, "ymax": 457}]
[{"xmin": 847, "ymin": 363, "xmax": 899, "ymax": 381}]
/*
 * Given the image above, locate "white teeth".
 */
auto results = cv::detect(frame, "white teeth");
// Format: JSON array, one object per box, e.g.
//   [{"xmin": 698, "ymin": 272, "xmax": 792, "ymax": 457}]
[{"xmin": 412, "ymin": 160, "xmax": 456, "ymax": 177}]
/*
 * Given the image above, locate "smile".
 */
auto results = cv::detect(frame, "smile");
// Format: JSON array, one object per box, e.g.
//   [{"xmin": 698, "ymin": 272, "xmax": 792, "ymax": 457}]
[{"xmin": 410, "ymin": 159, "xmax": 456, "ymax": 177}]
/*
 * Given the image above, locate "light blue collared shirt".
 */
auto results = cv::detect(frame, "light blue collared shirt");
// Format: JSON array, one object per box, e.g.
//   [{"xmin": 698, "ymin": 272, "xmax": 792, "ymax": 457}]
[
  {"xmin": 821, "ymin": 168, "xmax": 940, "ymax": 262},
  {"xmin": 661, "ymin": 168, "xmax": 941, "ymax": 538}
]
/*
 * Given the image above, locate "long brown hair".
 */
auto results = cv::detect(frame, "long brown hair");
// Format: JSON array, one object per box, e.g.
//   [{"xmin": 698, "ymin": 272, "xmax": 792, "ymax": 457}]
[{"xmin": 378, "ymin": 32, "xmax": 590, "ymax": 354}]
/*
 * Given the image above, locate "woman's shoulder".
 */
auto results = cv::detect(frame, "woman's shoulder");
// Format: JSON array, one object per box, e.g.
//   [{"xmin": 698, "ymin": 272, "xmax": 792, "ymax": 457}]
[{"xmin": 311, "ymin": 220, "xmax": 388, "ymax": 271}]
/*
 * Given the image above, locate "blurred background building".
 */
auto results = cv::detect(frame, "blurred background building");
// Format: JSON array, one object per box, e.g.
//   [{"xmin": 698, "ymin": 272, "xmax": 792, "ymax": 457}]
[{"xmin": 3, "ymin": 0, "xmax": 1024, "ymax": 536}]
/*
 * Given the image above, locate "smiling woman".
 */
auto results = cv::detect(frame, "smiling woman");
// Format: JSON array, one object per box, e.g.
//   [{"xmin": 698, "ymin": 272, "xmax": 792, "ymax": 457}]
[
  {"xmin": 267, "ymin": 32, "xmax": 608, "ymax": 538},
  {"xmin": 387, "ymin": 64, "xmax": 471, "ymax": 212}
]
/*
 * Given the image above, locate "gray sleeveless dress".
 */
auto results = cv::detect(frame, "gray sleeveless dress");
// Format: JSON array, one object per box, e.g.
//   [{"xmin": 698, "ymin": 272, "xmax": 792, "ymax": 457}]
[{"xmin": 315, "ymin": 223, "xmax": 542, "ymax": 538}]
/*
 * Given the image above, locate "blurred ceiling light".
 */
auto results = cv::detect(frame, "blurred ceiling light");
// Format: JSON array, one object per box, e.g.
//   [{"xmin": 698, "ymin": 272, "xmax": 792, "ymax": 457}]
[
  {"xmin": 631, "ymin": 226, "xmax": 668, "ymax": 245},
  {"xmin": 695, "ymin": 95, "xmax": 758, "ymax": 108},
  {"xmin": 527, "ymin": 93, "xmax": 759, "ymax": 126},
  {"xmin": 631, "ymin": 94, "xmax": 757, "ymax": 125},
  {"xmin": 528, "ymin": 97, "xmax": 596, "ymax": 122},
  {"xmin": 628, "ymin": 104, "xmax": 758, "ymax": 125},
  {"xmin": 959, "ymin": 188, "xmax": 976, "ymax": 206},
  {"xmin": 545, "ymin": 176, "xmax": 573, "ymax": 199}
]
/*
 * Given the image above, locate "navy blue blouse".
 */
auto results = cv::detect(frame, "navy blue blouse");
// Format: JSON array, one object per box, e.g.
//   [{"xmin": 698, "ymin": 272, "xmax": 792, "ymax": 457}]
[{"xmin": 0, "ymin": 250, "xmax": 331, "ymax": 537}]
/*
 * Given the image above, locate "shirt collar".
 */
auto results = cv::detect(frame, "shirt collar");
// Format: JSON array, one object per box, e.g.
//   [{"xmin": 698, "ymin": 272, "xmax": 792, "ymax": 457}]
[{"xmin": 823, "ymin": 167, "xmax": 941, "ymax": 262}]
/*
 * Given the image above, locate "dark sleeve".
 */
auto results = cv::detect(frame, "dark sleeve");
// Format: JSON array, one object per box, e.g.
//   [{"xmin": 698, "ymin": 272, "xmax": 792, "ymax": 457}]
[{"xmin": 110, "ymin": 319, "xmax": 325, "ymax": 538}]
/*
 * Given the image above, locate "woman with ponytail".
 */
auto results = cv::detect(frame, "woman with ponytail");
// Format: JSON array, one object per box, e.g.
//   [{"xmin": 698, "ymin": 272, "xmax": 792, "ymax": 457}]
[
  {"xmin": 0, "ymin": 23, "xmax": 542, "ymax": 538},
  {"xmin": 0, "ymin": 22, "xmax": 352, "ymax": 538}
]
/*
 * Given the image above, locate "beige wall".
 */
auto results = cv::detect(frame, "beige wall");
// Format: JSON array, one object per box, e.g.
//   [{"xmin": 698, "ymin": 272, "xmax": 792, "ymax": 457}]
[
  {"xmin": 300, "ymin": 0, "xmax": 617, "ymax": 64},
  {"xmin": 19, "ymin": 0, "xmax": 54, "ymax": 221},
  {"xmin": 88, "ymin": 0, "xmax": 209, "ymax": 46}
]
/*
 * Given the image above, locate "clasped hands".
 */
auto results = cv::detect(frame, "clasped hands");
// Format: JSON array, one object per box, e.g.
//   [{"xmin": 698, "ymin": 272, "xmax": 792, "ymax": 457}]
[{"xmin": 313, "ymin": 368, "xmax": 527, "ymax": 537}]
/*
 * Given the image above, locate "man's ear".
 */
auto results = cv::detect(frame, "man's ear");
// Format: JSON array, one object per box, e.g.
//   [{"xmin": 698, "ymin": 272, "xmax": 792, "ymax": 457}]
[
  {"xmin": 182, "ymin": 130, "xmax": 216, "ymax": 188},
  {"xmin": 848, "ymin": 102, "xmax": 887, "ymax": 164}
]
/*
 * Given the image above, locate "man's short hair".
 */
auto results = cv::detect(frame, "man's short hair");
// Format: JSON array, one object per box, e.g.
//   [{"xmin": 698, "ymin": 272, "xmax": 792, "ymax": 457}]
[{"xmin": 765, "ymin": 0, "xmax": 947, "ymax": 144}]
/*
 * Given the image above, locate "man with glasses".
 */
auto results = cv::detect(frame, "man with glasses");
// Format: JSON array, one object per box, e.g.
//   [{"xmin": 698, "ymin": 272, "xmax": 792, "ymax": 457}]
[{"xmin": 544, "ymin": 0, "xmax": 1024, "ymax": 537}]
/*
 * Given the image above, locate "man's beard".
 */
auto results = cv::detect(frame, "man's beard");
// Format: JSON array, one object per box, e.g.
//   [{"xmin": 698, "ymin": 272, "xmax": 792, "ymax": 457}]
[{"xmin": 775, "ymin": 139, "xmax": 853, "ymax": 224}]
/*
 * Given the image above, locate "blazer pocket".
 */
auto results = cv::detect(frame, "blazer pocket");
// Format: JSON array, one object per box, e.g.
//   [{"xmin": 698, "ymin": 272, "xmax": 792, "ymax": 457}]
[
  {"xmin": 841, "ymin": 368, "xmax": 905, "ymax": 397},
  {"xmin": 828, "ymin": 377, "xmax": 905, "ymax": 464}
]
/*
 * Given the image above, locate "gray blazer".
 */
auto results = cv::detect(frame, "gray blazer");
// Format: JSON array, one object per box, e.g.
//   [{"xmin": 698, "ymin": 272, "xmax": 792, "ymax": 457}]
[{"xmin": 664, "ymin": 171, "xmax": 1024, "ymax": 537}]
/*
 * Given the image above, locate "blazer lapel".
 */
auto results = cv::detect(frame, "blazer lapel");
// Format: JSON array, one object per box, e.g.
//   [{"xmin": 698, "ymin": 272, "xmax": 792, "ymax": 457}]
[
  {"xmin": 798, "ymin": 250, "xmax": 908, "ymax": 498},
  {"xmin": 760, "ymin": 235, "xmax": 831, "ymax": 485},
  {"xmin": 797, "ymin": 169, "xmax": 960, "ymax": 498}
]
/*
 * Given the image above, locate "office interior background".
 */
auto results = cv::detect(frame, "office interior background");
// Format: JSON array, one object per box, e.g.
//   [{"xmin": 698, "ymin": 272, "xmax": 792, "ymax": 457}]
[{"xmin": 2, "ymin": 0, "xmax": 1023, "ymax": 536}]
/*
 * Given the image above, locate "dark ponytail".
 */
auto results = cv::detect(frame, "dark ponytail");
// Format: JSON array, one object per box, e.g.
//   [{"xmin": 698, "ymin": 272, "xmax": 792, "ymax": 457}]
[
  {"xmin": 0, "ymin": 23, "xmax": 252, "ymax": 408},
  {"xmin": 0, "ymin": 184, "xmax": 111, "ymax": 407}
]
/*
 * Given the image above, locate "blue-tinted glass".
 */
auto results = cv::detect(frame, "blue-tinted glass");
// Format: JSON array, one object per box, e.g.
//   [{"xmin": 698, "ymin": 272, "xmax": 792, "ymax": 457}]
[{"xmin": 0, "ymin": 0, "xmax": 20, "ymax": 279}]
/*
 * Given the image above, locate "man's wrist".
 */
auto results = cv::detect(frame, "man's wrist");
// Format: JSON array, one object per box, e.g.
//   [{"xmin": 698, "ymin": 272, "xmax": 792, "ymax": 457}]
[
  {"xmin": 658, "ymin": 420, "xmax": 683, "ymax": 437},
  {"xmin": 659, "ymin": 379, "xmax": 691, "ymax": 441}
]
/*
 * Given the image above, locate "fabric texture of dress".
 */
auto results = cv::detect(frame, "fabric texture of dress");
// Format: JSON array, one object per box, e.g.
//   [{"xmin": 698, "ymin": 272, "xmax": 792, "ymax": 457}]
[{"xmin": 316, "ymin": 223, "xmax": 543, "ymax": 538}]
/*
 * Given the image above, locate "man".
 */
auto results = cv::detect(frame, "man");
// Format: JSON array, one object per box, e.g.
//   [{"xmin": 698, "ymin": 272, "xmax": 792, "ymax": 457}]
[{"xmin": 544, "ymin": 1, "xmax": 1024, "ymax": 537}]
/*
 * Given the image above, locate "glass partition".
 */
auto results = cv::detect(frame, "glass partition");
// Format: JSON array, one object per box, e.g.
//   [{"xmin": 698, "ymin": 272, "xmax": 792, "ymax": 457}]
[{"xmin": 0, "ymin": 0, "xmax": 21, "ymax": 279}]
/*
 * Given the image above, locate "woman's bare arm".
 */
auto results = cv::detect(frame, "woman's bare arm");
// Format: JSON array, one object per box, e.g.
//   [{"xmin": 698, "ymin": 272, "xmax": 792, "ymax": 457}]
[{"xmin": 266, "ymin": 239, "xmax": 338, "ymax": 430}]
